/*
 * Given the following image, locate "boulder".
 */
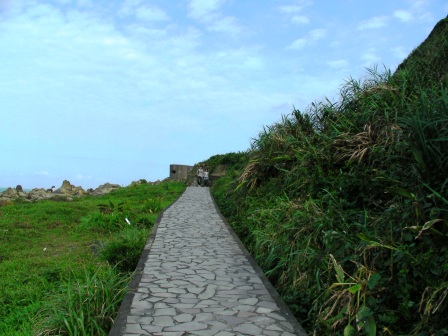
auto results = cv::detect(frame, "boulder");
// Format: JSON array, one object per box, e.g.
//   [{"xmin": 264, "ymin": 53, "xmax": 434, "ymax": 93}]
[
  {"xmin": 55, "ymin": 180, "xmax": 87, "ymax": 196},
  {"xmin": 27, "ymin": 188, "xmax": 54, "ymax": 201},
  {"xmin": 2, "ymin": 188, "xmax": 19, "ymax": 199},
  {"xmin": 91, "ymin": 183, "xmax": 121, "ymax": 196},
  {"xmin": 130, "ymin": 179, "xmax": 147, "ymax": 186},
  {"xmin": 0, "ymin": 187, "xmax": 27, "ymax": 199}
]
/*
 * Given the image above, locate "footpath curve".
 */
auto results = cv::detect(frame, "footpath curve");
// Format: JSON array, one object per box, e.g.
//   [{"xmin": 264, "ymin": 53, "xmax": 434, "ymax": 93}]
[{"xmin": 109, "ymin": 186, "xmax": 307, "ymax": 336}]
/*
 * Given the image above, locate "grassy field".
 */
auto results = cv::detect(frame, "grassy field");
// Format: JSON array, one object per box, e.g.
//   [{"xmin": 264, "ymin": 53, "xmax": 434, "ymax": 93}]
[{"xmin": 0, "ymin": 180, "xmax": 186, "ymax": 335}]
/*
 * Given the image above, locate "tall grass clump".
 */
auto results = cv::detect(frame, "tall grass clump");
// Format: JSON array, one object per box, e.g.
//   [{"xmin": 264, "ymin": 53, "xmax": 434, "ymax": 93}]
[
  {"xmin": 36, "ymin": 267, "xmax": 132, "ymax": 336},
  {"xmin": 211, "ymin": 17, "xmax": 448, "ymax": 335}
]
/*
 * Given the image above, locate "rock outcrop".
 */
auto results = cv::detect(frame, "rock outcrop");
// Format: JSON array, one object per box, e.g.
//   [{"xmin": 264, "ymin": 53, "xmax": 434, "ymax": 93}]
[{"xmin": 0, "ymin": 180, "xmax": 123, "ymax": 203}]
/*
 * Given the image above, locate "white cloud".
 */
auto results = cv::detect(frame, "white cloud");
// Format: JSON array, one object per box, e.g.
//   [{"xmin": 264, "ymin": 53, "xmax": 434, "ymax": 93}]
[
  {"xmin": 279, "ymin": 1, "xmax": 313, "ymax": 14},
  {"xmin": 391, "ymin": 46, "xmax": 408, "ymax": 60},
  {"xmin": 286, "ymin": 28, "xmax": 326, "ymax": 50},
  {"xmin": 135, "ymin": 5, "xmax": 169, "ymax": 22},
  {"xmin": 410, "ymin": 0, "xmax": 429, "ymax": 10},
  {"xmin": 119, "ymin": 1, "xmax": 169, "ymax": 23},
  {"xmin": 327, "ymin": 59, "xmax": 348, "ymax": 69},
  {"xmin": 394, "ymin": 10, "xmax": 414, "ymax": 22},
  {"xmin": 35, "ymin": 171, "xmax": 50, "ymax": 176},
  {"xmin": 287, "ymin": 38, "xmax": 307, "ymax": 50},
  {"xmin": 75, "ymin": 174, "xmax": 92, "ymax": 180},
  {"xmin": 279, "ymin": 5, "xmax": 303, "ymax": 14},
  {"xmin": 361, "ymin": 49, "xmax": 381, "ymax": 65},
  {"xmin": 329, "ymin": 40, "xmax": 341, "ymax": 48},
  {"xmin": 101, "ymin": 37, "xmax": 127, "ymax": 46},
  {"xmin": 188, "ymin": 0, "xmax": 226, "ymax": 20},
  {"xmin": 357, "ymin": 16, "xmax": 388, "ymax": 30},
  {"xmin": 309, "ymin": 28, "xmax": 326, "ymax": 40},
  {"xmin": 119, "ymin": 0, "xmax": 142, "ymax": 16},
  {"xmin": 186, "ymin": 0, "xmax": 241, "ymax": 35},
  {"xmin": 279, "ymin": 1, "xmax": 312, "ymax": 25},
  {"xmin": 77, "ymin": 0, "xmax": 93, "ymax": 8},
  {"xmin": 291, "ymin": 15, "xmax": 309, "ymax": 24},
  {"xmin": 207, "ymin": 16, "xmax": 241, "ymax": 34}
]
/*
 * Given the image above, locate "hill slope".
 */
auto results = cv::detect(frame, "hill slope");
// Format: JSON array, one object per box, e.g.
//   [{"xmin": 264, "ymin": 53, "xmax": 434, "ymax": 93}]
[{"xmin": 205, "ymin": 17, "xmax": 448, "ymax": 335}]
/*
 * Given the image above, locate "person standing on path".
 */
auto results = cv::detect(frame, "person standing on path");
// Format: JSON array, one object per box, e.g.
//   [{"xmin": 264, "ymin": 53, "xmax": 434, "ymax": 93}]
[
  {"xmin": 196, "ymin": 165, "xmax": 204, "ymax": 187},
  {"xmin": 203, "ymin": 169, "xmax": 209, "ymax": 187}
]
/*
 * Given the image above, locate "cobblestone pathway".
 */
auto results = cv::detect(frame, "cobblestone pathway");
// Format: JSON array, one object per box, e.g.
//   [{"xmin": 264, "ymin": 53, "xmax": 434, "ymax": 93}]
[{"xmin": 109, "ymin": 186, "xmax": 307, "ymax": 336}]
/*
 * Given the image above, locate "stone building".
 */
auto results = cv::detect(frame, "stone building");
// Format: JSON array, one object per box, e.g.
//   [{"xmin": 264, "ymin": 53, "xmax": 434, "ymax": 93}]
[{"xmin": 169, "ymin": 164, "xmax": 193, "ymax": 181}]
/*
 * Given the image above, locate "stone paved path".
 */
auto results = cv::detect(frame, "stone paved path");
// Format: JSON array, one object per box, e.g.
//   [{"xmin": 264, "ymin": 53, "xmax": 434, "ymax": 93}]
[{"xmin": 109, "ymin": 186, "xmax": 307, "ymax": 336}]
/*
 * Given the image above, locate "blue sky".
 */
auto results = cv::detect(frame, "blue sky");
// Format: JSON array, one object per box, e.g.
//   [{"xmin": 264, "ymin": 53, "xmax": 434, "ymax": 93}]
[{"xmin": 0, "ymin": 0, "xmax": 446, "ymax": 189}]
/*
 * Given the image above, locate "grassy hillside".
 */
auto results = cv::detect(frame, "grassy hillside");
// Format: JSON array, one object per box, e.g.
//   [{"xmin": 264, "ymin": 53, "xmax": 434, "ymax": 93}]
[{"xmin": 207, "ymin": 17, "xmax": 448, "ymax": 335}]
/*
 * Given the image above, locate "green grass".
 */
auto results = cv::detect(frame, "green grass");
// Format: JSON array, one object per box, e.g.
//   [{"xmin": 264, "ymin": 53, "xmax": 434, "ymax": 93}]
[{"xmin": 0, "ymin": 180, "xmax": 185, "ymax": 335}]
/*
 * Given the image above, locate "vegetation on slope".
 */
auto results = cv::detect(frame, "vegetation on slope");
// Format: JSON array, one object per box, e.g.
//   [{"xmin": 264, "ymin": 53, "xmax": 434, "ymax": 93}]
[
  {"xmin": 208, "ymin": 17, "xmax": 448, "ymax": 335},
  {"xmin": 0, "ymin": 181, "xmax": 185, "ymax": 335}
]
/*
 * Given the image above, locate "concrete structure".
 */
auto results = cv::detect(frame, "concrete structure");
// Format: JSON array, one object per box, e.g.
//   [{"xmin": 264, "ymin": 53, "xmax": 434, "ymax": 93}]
[
  {"xmin": 109, "ymin": 187, "xmax": 307, "ymax": 335},
  {"xmin": 170, "ymin": 164, "xmax": 194, "ymax": 181}
]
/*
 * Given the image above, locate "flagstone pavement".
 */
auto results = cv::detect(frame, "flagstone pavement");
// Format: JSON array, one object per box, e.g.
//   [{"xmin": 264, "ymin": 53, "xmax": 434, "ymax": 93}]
[{"xmin": 109, "ymin": 186, "xmax": 307, "ymax": 336}]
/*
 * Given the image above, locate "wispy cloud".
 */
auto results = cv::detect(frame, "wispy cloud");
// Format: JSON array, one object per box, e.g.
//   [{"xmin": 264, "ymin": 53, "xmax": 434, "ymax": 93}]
[
  {"xmin": 119, "ymin": 0, "xmax": 142, "ymax": 16},
  {"xmin": 397, "ymin": 1, "xmax": 436, "ymax": 23},
  {"xmin": 279, "ymin": 1, "xmax": 312, "ymax": 25},
  {"xmin": 77, "ymin": 0, "xmax": 94, "ymax": 8},
  {"xmin": 206, "ymin": 15, "xmax": 242, "ymax": 34},
  {"xmin": 327, "ymin": 59, "xmax": 348, "ymax": 69},
  {"xmin": 135, "ymin": 5, "xmax": 169, "ymax": 22},
  {"xmin": 361, "ymin": 48, "xmax": 382, "ymax": 65},
  {"xmin": 357, "ymin": 16, "xmax": 389, "ymax": 30},
  {"xmin": 35, "ymin": 171, "xmax": 50, "ymax": 176},
  {"xmin": 391, "ymin": 46, "xmax": 408, "ymax": 60},
  {"xmin": 187, "ymin": 0, "xmax": 226, "ymax": 20},
  {"xmin": 286, "ymin": 28, "xmax": 326, "ymax": 50},
  {"xmin": 186, "ymin": 0, "xmax": 241, "ymax": 35},
  {"xmin": 75, "ymin": 174, "xmax": 92, "ymax": 180},
  {"xmin": 278, "ymin": 0, "xmax": 313, "ymax": 14},
  {"xmin": 279, "ymin": 5, "xmax": 303, "ymax": 14},
  {"xmin": 287, "ymin": 38, "xmax": 307, "ymax": 50},
  {"xmin": 291, "ymin": 15, "xmax": 310, "ymax": 24},
  {"xmin": 309, "ymin": 29, "xmax": 325, "ymax": 40},
  {"xmin": 119, "ymin": 1, "xmax": 169, "ymax": 23},
  {"xmin": 393, "ymin": 10, "xmax": 414, "ymax": 22}
]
